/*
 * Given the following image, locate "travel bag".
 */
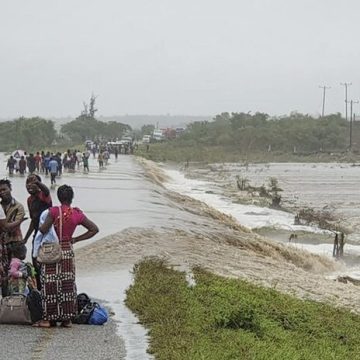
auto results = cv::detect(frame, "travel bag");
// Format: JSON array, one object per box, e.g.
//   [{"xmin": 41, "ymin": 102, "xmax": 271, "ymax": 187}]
[{"xmin": 0, "ymin": 294, "xmax": 32, "ymax": 325}]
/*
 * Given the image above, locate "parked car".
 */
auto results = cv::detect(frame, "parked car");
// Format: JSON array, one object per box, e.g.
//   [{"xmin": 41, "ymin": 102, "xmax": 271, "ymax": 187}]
[{"xmin": 142, "ymin": 135, "xmax": 151, "ymax": 143}]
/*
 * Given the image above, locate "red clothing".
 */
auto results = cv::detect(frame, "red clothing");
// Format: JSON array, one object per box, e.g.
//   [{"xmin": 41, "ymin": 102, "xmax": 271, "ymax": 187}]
[
  {"xmin": 34, "ymin": 154, "xmax": 41, "ymax": 165},
  {"xmin": 40, "ymin": 205, "xmax": 85, "ymax": 321}
]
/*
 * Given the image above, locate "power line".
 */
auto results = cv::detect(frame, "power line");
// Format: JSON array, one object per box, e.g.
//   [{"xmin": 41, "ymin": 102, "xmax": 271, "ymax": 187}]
[
  {"xmin": 346, "ymin": 99, "xmax": 359, "ymax": 150},
  {"xmin": 319, "ymin": 85, "xmax": 331, "ymax": 118},
  {"xmin": 340, "ymin": 82, "xmax": 352, "ymax": 121}
]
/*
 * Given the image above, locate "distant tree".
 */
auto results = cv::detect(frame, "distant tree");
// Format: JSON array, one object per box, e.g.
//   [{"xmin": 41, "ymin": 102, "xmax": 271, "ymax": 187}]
[
  {"xmin": 0, "ymin": 117, "xmax": 56, "ymax": 151},
  {"xmin": 149, "ymin": 111, "xmax": 352, "ymax": 154},
  {"xmin": 89, "ymin": 94, "xmax": 98, "ymax": 118},
  {"xmin": 141, "ymin": 124, "xmax": 155, "ymax": 137},
  {"xmin": 60, "ymin": 95, "xmax": 131, "ymax": 144}
]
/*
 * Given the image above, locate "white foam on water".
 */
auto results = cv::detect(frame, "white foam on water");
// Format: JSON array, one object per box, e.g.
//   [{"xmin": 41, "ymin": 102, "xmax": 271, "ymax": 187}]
[
  {"xmin": 163, "ymin": 168, "xmax": 326, "ymax": 233},
  {"xmin": 163, "ymin": 167, "xmax": 360, "ymax": 280}
]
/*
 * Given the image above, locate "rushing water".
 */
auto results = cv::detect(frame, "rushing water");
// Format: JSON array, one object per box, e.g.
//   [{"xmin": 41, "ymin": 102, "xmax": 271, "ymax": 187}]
[
  {"xmin": 3, "ymin": 152, "xmax": 360, "ymax": 357},
  {"xmin": 161, "ymin": 162, "xmax": 360, "ymax": 278}
]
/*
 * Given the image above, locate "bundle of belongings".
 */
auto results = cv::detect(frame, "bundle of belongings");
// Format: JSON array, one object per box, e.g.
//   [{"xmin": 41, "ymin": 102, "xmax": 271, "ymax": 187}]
[{"xmin": 73, "ymin": 293, "xmax": 108, "ymax": 325}]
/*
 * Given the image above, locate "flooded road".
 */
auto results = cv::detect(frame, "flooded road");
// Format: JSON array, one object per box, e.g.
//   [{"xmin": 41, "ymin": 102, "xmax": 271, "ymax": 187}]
[
  {"xmin": 3, "ymin": 154, "xmax": 360, "ymax": 358},
  {"xmin": 0, "ymin": 153, "xmax": 205, "ymax": 245},
  {"xmin": 0, "ymin": 153, "xmax": 214, "ymax": 360}
]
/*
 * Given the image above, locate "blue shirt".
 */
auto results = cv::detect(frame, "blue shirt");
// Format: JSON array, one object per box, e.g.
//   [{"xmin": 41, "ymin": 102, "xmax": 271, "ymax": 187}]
[{"xmin": 48, "ymin": 159, "xmax": 58, "ymax": 173}]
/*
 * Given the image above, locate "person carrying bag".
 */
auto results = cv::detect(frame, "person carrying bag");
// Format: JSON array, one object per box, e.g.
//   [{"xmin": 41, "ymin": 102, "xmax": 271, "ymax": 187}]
[
  {"xmin": 33, "ymin": 185, "xmax": 98, "ymax": 328},
  {"xmin": 35, "ymin": 208, "xmax": 61, "ymax": 264}
]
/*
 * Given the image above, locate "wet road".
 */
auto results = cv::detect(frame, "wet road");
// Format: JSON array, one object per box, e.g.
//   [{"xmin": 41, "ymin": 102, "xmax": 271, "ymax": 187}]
[
  {"xmin": 0, "ymin": 153, "xmax": 206, "ymax": 360},
  {"xmin": 0, "ymin": 153, "xmax": 201, "ymax": 246}
]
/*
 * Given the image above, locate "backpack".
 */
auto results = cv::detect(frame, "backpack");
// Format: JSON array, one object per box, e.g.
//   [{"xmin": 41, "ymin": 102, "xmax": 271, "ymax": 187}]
[
  {"xmin": 26, "ymin": 289, "xmax": 43, "ymax": 323},
  {"xmin": 73, "ymin": 302, "xmax": 96, "ymax": 324}
]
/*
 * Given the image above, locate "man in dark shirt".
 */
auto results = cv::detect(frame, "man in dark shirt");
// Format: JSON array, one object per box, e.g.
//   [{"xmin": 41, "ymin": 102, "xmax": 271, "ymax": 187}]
[
  {"xmin": 27, "ymin": 153, "xmax": 36, "ymax": 174},
  {"xmin": 23, "ymin": 174, "xmax": 52, "ymax": 290}
]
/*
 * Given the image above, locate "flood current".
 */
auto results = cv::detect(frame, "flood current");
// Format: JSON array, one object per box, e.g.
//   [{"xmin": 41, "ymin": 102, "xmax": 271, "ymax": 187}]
[{"xmin": 2, "ymin": 154, "xmax": 360, "ymax": 358}]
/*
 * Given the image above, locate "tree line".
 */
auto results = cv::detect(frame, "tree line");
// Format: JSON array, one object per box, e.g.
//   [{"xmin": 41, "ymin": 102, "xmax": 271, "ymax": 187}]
[
  {"xmin": 176, "ymin": 112, "xmax": 356, "ymax": 154},
  {"xmin": 0, "ymin": 110, "xmax": 357, "ymax": 154},
  {"xmin": 0, "ymin": 115, "xmax": 131, "ymax": 151}
]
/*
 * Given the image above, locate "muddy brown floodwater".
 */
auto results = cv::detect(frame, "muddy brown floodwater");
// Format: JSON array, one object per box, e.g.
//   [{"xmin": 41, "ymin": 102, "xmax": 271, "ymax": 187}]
[{"xmin": 2, "ymin": 153, "xmax": 360, "ymax": 359}]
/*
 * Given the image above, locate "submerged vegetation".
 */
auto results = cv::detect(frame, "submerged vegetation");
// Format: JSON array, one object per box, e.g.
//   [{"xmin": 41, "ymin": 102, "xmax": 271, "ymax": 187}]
[{"xmin": 126, "ymin": 258, "xmax": 360, "ymax": 360}]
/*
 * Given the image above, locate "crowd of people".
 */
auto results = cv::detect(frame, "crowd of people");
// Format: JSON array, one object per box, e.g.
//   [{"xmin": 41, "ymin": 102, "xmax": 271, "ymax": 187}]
[
  {"xmin": 6, "ymin": 142, "xmax": 136, "ymax": 180},
  {"xmin": 6, "ymin": 149, "xmax": 92, "ymax": 179},
  {"xmin": 0, "ymin": 175, "xmax": 99, "ymax": 328}
]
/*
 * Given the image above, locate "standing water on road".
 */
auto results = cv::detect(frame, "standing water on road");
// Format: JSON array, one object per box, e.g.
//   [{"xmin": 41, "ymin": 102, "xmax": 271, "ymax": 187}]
[
  {"xmin": 3, "ymin": 153, "xmax": 360, "ymax": 357},
  {"xmin": 0, "ymin": 152, "xmax": 217, "ymax": 360}
]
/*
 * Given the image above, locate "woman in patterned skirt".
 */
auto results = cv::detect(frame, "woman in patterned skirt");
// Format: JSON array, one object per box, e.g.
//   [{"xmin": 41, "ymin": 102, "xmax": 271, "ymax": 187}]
[{"xmin": 35, "ymin": 184, "xmax": 98, "ymax": 328}]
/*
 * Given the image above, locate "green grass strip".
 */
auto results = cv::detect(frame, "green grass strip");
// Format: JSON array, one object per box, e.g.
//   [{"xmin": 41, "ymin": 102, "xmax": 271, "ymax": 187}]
[{"xmin": 125, "ymin": 258, "xmax": 360, "ymax": 360}]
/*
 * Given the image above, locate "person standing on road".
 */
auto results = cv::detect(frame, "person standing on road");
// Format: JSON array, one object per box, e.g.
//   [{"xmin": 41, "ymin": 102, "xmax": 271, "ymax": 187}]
[
  {"xmin": 6, "ymin": 156, "xmax": 16, "ymax": 176},
  {"xmin": 48, "ymin": 157, "xmax": 59, "ymax": 186},
  {"xmin": 44, "ymin": 152, "xmax": 51, "ymax": 176},
  {"xmin": 34, "ymin": 185, "xmax": 98, "ymax": 328},
  {"xmin": 0, "ymin": 179, "xmax": 26, "ymax": 296},
  {"xmin": 0, "ymin": 200, "xmax": 26, "ymax": 297},
  {"xmin": 34, "ymin": 152, "xmax": 42, "ymax": 173},
  {"xmin": 27, "ymin": 153, "xmax": 36, "ymax": 174},
  {"xmin": 98, "ymin": 152, "xmax": 104, "ymax": 169},
  {"xmin": 19, "ymin": 156, "xmax": 27, "ymax": 175},
  {"xmin": 82, "ymin": 153, "xmax": 89, "ymax": 173},
  {"xmin": 23, "ymin": 175, "xmax": 52, "ymax": 290}
]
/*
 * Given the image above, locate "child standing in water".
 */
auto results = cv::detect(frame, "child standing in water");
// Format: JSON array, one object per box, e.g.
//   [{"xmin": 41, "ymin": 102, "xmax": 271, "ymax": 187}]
[{"xmin": 8, "ymin": 244, "xmax": 29, "ymax": 295}]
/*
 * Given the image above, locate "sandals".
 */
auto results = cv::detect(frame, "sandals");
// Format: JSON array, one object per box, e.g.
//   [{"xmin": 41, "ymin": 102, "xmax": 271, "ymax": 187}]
[
  {"xmin": 61, "ymin": 320, "xmax": 72, "ymax": 328},
  {"xmin": 32, "ymin": 320, "xmax": 51, "ymax": 328}
]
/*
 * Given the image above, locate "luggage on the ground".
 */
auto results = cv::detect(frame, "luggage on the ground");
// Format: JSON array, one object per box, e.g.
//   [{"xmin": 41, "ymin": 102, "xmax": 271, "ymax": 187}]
[
  {"xmin": 0, "ymin": 294, "xmax": 32, "ymax": 325},
  {"xmin": 26, "ymin": 289, "xmax": 43, "ymax": 323},
  {"xmin": 73, "ymin": 302, "xmax": 95, "ymax": 324},
  {"xmin": 73, "ymin": 292, "xmax": 108, "ymax": 325},
  {"xmin": 88, "ymin": 303, "xmax": 108, "ymax": 325}
]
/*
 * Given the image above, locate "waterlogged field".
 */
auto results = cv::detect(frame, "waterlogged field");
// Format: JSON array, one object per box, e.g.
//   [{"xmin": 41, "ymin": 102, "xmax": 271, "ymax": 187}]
[
  {"xmin": 127, "ymin": 259, "xmax": 360, "ymax": 360},
  {"xmin": 183, "ymin": 162, "xmax": 360, "ymax": 237}
]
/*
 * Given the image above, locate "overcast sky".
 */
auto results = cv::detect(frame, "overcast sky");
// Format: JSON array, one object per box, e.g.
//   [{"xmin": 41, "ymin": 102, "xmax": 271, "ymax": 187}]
[{"xmin": 1, "ymin": 0, "xmax": 360, "ymax": 118}]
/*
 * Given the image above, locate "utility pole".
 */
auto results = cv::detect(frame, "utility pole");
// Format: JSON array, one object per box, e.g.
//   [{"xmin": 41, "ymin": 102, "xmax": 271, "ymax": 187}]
[
  {"xmin": 346, "ymin": 99, "xmax": 359, "ymax": 150},
  {"xmin": 319, "ymin": 85, "xmax": 331, "ymax": 118},
  {"xmin": 340, "ymin": 82, "xmax": 352, "ymax": 122}
]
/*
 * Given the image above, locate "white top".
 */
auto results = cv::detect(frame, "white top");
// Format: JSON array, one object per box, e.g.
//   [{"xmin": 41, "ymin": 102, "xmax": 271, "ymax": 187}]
[{"xmin": 0, "ymin": 206, "xmax": 5, "ymax": 220}]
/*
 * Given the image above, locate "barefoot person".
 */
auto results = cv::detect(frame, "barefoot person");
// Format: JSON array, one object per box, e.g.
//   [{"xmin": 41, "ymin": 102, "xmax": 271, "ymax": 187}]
[{"xmin": 35, "ymin": 185, "xmax": 98, "ymax": 328}]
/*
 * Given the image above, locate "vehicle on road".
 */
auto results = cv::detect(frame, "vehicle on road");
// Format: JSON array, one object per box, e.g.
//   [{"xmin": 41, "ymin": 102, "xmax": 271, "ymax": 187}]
[{"xmin": 142, "ymin": 135, "xmax": 151, "ymax": 143}]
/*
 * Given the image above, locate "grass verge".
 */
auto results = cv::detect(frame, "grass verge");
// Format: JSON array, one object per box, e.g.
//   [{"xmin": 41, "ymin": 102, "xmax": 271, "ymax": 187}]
[{"xmin": 126, "ymin": 258, "xmax": 360, "ymax": 360}]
